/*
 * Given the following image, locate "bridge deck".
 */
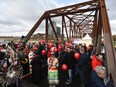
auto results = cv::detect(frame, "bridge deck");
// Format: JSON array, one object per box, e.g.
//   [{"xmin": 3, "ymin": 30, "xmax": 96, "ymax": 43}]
[{"xmin": 20, "ymin": 58, "xmax": 80, "ymax": 87}]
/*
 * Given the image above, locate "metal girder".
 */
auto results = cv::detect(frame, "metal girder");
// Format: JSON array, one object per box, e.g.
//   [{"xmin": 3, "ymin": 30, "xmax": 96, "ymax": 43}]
[
  {"xmin": 47, "ymin": 0, "xmax": 99, "ymax": 13},
  {"xmin": 62, "ymin": 16, "xmax": 69, "ymax": 41},
  {"xmin": 96, "ymin": 12, "xmax": 102, "ymax": 54},
  {"xmin": 49, "ymin": 7, "xmax": 99, "ymax": 18},
  {"xmin": 99, "ymin": 0, "xmax": 116, "ymax": 86},
  {"xmin": 45, "ymin": 18, "xmax": 48, "ymax": 40},
  {"xmin": 77, "ymin": 11, "xmax": 94, "ymax": 26},
  {"xmin": 61, "ymin": 16, "xmax": 64, "ymax": 41},
  {"xmin": 69, "ymin": 20, "xmax": 72, "ymax": 40},
  {"xmin": 26, "ymin": 12, "xmax": 47, "ymax": 41},
  {"xmin": 66, "ymin": 16, "xmax": 80, "ymax": 32},
  {"xmin": 91, "ymin": 10, "xmax": 98, "ymax": 46},
  {"xmin": 25, "ymin": 0, "xmax": 100, "ymax": 41}
]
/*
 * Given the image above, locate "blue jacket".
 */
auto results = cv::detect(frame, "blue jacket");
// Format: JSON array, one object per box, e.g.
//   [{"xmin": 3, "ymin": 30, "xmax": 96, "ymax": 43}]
[
  {"xmin": 88, "ymin": 71, "xmax": 114, "ymax": 87},
  {"xmin": 78, "ymin": 53, "xmax": 89, "ymax": 72}
]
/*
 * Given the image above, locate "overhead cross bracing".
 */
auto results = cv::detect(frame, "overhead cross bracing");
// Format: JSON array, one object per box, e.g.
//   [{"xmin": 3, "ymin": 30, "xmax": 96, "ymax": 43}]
[
  {"xmin": 25, "ymin": 0, "xmax": 116, "ymax": 86},
  {"xmin": 26, "ymin": 0, "xmax": 100, "ymax": 41}
]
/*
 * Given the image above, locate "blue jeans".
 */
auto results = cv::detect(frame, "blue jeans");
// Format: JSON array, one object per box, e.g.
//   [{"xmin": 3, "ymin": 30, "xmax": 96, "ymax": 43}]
[
  {"xmin": 75, "ymin": 64, "xmax": 79, "ymax": 75},
  {"xmin": 67, "ymin": 69, "xmax": 72, "ymax": 83},
  {"xmin": 58, "ymin": 52, "xmax": 61, "ymax": 58}
]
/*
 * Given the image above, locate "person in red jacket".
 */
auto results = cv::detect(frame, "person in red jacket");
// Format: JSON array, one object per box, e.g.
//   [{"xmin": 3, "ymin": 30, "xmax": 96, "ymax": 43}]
[{"xmin": 91, "ymin": 53, "xmax": 103, "ymax": 70}]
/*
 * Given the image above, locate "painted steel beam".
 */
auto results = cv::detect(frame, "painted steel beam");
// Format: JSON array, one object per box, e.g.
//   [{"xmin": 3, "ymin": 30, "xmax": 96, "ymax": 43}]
[
  {"xmin": 49, "ymin": 7, "xmax": 99, "ymax": 18},
  {"xmin": 26, "ymin": 12, "xmax": 47, "ymax": 41},
  {"xmin": 47, "ymin": 0, "xmax": 99, "ymax": 13},
  {"xmin": 99, "ymin": 0, "xmax": 116, "ymax": 86},
  {"xmin": 62, "ymin": 16, "xmax": 69, "ymax": 41}
]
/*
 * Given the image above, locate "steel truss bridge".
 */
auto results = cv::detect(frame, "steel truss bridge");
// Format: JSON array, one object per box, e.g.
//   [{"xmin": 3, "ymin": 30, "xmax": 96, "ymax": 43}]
[{"xmin": 24, "ymin": 0, "xmax": 116, "ymax": 86}]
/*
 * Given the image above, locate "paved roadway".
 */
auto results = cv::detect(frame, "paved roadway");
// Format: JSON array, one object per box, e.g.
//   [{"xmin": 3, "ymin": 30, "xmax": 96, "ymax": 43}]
[
  {"xmin": 20, "ymin": 67, "xmax": 80, "ymax": 87},
  {"xmin": 19, "ymin": 58, "xmax": 80, "ymax": 87}
]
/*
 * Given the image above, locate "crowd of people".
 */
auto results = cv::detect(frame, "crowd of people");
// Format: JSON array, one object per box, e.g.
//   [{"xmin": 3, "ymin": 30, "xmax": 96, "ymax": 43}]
[{"xmin": 0, "ymin": 39, "xmax": 115, "ymax": 87}]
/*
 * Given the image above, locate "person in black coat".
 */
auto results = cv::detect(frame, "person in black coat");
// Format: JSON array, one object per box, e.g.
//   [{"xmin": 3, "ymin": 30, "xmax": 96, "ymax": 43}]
[
  {"xmin": 88, "ymin": 66, "xmax": 114, "ymax": 87},
  {"xmin": 77, "ymin": 47, "xmax": 89, "ymax": 87},
  {"xmin": 31, "ymin": 54, "xmax": 42, "ymax": 84},
  {"xmin": 63, "ymin": 46, "xmax": 76, "ymax": 84}
]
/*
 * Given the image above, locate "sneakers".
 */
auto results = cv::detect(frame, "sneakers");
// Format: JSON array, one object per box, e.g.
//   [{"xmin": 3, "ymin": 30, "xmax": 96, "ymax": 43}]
[
  {"xmin": 65, "ymin": 80, "xmax": 71, "ymax": 84},
  {"xmin": 49, "ymin": 85, "xmax": 56, "ymax": 87}
]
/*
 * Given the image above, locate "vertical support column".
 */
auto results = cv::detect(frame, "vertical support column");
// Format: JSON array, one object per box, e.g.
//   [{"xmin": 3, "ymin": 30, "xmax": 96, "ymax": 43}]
[
  {"xmin": 100, "ymin": 0, "xmax": 116, "ymax": 86},
  {"xmin": 72, "ymin": 24, "xmax": 75, "ymax": 38},
  {"xmin": 62, "ymin": 16, "xmax": 64, "ymax": 41},
  {"xmin": 45, "ymin": 18, "xmax": 48, "ymax": 41},
  {"xmin": 62, "ymin": 16, "xmax": 69, "ymax": 41},
  {"xmin": 92, "ymin": 10, "xmax": 98, "ymax": 47},
  {"xmin": 69, "ymin": 20, "xmax": 72, "ymax": 42},
  {"xmin": 97, "ymin": 14, "xmax": 102, "ymax": 54}
]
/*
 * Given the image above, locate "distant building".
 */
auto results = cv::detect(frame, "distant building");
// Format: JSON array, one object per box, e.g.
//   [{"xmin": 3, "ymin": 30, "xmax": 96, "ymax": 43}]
[
  {"xmin": 57, "ymin": 27, "xmax": 61, "ymax": 35},
  {"xmin": 48, "ymin": 21, "xmax": 57, "ymax": 36}
]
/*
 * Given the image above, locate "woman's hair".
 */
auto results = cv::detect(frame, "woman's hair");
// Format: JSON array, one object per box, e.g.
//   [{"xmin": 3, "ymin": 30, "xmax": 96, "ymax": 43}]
[
  {"xmin": 96, "ymin": 53, "xmax": 103, "ymax": 57},
  {"xmin": 96, "ymin": 53, "xmax": 103, "ymax": 59}
]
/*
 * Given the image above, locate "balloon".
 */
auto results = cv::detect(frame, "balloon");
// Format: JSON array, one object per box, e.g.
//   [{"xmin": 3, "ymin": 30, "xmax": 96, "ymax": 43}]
[
  {"xmin": 62, "ymin": 64, "xmax": 68, "ymax": 71},
  {"xmin": 49, "ymin": 43, "xmax": 54, "ymax": 48},
  {"xmin": 42, "ymin": 50, "xmax": 46, "ymax": 55},
  {"xmin": 74, "ymin": 52, "xmax": 80, "ymax": 60},
  {"xmin": 87, "ymin": 46, "xmax": 91, "ymax": 51},
  {"xmin": 0, "ymin": 47, "xmax": 2, "ymax": 51},
  {"xmin": 33, "ymin": 47, "xmax": 37, "ymax": 50},
  {"xmin": 54, "ymin": 48, "xmax": 58, "ymax": 53},
  {"xmin": 58, "ymin": 45, "xmax": 63, "ymax": 50},
  {"xmin": 66, "ymin": 42, "xmax": 71, "ymax": 47},
  {"xmin": 41, "ymin": 40, "xmax": 45, "ymax": 43}
]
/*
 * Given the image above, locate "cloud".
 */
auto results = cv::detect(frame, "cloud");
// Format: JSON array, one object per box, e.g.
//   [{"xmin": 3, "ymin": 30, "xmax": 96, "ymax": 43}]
[
  {"xmin": 110, "ymin": 20, "xmax": 116, "ymax": 35},
  {"xmin": 0, "ymin": 0, "xmax": 60, "ymax": 36},
  {"xmin": 105, "ymin": 0, "xmax": 116, "ymax": 35},
  {"xmin": 106, "ymin": 0, "xmax": 116, "ymax": 20},
  {"xmin": 0, "ymin": 0, "xmax": 115, "ymax": 36}
]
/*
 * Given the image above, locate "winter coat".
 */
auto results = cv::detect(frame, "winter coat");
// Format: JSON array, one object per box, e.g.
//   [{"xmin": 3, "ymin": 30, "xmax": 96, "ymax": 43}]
[
  {"xmin": 63, "ymin": 51, "xmax": 76, "ymax": 69},
  {"xmin": 88, "ymin": 71, "xmax": 114, "ymax": 87},
  {"xmin": 78, "ymin": 53, "xmax": 89, "ymax": 72},
  {"xmin": 91, "ymin": 55, "xmax": 103, "ymax": 70},
  {"xmin": 17, "ymin": 51, "xmax": 25, "ymax": 61},
  {"xmin": 31, "ymin": 56, "xmax": 42, "ymax": 83}
]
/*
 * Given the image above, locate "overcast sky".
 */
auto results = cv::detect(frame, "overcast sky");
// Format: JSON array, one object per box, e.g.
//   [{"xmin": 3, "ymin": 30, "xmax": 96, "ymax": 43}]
[{"xmin": 0, "ymin": 0, "xmax": 116, "ymax": 36}]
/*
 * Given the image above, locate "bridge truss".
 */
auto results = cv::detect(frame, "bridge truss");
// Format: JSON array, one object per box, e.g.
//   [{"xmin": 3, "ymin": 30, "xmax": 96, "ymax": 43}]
[{"xmin": 24, "ymin": 0, "xmax": 116, "ymax": 86}]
